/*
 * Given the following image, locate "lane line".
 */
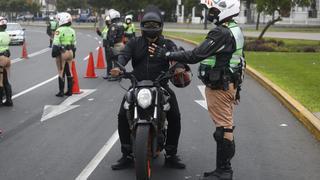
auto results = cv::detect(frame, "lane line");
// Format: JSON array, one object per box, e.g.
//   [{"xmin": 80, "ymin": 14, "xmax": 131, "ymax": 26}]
[
  {"xmin": 83, "ymin": 55, "xmax": 89, "ymax": 61},
  {"xmin": 75, "ymin": 130, "xmax": 119, "ymax": 180},
  {"xmin": 11, "ymin": 48, "xmax": 51, "ymax": 64},
  {"xmin": 12, "ymin": 75, "xmax": 58, "ymax": 100}
]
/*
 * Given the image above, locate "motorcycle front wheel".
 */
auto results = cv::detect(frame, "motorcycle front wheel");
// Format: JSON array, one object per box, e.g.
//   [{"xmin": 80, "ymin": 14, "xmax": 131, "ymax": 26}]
[{"xmin": 135, "ymin": 124, "xmax": 153, "ymax": 180}]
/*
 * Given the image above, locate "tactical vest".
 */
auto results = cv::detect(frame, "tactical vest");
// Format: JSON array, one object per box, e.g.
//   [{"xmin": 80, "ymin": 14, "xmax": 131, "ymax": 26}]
[
  {"xmin": 0, "ymin": 31, "xmax": 10, "ymax": 53},
  {"xmin": 125, "ymin": 23, "xmax": 135, "ymax": 34},
  {"xmin": 198, "ymin": 21, "xmax": 245, "ymax": 90}
]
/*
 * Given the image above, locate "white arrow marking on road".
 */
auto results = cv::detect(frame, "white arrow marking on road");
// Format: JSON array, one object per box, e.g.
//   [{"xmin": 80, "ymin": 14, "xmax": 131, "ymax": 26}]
[
  {"xmin": 40, "ymin": 89, "xmax": 96, "ymax": 122},
  {"xmin": 195, "ymin": 85, "xmax": 208, "ymax": 110}
]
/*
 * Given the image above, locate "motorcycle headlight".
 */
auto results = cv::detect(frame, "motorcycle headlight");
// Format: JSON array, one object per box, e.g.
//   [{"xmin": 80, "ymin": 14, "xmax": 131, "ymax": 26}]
[{"xmin": 137, "ymin": 88, "xmax": 152, "ymax": 109}]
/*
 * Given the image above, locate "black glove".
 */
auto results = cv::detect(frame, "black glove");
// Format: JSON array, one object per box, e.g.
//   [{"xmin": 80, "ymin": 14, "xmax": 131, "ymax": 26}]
[
  {"xmin": 72, "ymin": 47, "xmax": 76, "ymax": 58},
  {"xmin": 149, "ymin": 43, "xmax": 168, "ymax": 60}
]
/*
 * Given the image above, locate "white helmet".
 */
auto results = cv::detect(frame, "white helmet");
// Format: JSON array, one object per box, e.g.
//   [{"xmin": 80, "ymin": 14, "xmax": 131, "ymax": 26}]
[
  {"xmin": 200, "ymin": 0, "xmax": 240, "ymax": 23},
  {"xmin": 125, "ymin": 15, "xmax": 133, "ymax": 24},
  {"xmin": 108, "ymin": 9, "xmax": 120, "ymax": 20},
  {"xmin": 49, "ymin": 16, "xmax": 55, "ymax": 21},
  {"xmin": 56, "ymin": 12, "xmax": 72, "ymax": 26},
  {"xmin": 0, "ymin": 16, "xmax": 8, "ymax": 26}
]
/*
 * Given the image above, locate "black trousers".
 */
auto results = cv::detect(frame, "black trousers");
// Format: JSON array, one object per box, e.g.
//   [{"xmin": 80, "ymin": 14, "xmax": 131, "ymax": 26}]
[
  {"xmin": 104, "ymin": 46, "xmax": 113, "ymax": 76},
  {"xmin": 118, "ymin": 86, "xmax": 181, "ymax": 156}
]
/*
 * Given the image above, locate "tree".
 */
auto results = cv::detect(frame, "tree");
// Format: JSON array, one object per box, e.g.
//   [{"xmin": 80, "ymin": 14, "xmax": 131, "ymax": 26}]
[{"xmin": 256, "ymin": 0, "xmax": 311, "ymax": 39}]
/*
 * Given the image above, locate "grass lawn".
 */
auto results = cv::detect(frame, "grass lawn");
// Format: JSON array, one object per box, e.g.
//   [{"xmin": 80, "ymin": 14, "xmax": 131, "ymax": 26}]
[
  {"xmin": 164, "ymin": 31, "xmax": 320, "ymax": 112},
  {"xmin": 246, "ymin": 52, "xmax": 320, "ymax": 112}
]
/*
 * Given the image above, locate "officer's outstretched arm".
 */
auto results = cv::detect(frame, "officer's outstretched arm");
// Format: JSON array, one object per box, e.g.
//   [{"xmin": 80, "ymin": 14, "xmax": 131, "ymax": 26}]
[{"xmin": 167, "ymin": 27, "xmax": 227, "ymax": 64}]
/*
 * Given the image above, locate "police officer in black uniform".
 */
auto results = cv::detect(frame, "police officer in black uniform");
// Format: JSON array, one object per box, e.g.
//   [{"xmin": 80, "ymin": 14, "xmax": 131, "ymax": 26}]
[
  {"xmin": 106, "ymin": 9, "xmax": 125, "ymax": 81},
  {"xmin": 149, "ymin": 0, "xmax": 244, "ymax": 179},
  {"xmin": 110, "ymin": 5, "xmax": 187, "ymax": 170}
]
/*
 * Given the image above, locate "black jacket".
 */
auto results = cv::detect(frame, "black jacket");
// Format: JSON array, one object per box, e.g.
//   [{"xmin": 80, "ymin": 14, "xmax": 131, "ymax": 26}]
[
  {"xmin": 168, "ymin": 24, "xmax": 236, "ymax": 68},
  {"xmin": 118, "ymin": 35, "xmax": 178, "ymax": 82}
]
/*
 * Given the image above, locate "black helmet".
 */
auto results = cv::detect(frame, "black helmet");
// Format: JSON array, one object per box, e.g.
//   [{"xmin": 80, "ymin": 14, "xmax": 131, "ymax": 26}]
[{"xmin": 140, "ymin": 5, "xmax": 163, "ymax": 39}]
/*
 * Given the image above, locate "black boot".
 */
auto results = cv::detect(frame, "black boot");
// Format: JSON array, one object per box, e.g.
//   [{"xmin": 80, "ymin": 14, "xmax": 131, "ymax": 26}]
[
  {"xmin": 3, "ymin": 83, "xmax": 13, "ymax": 106},
  {"xmin": 49, "ymin": 39, "xmax": 52, "ymax": 48},
  {"xmin": 201, "ymin": 139, "xmax": 235, "ymax": 180},
  {"xmin": 164, "ymin": 154, "xmax": 186, "ymax": 169},
  {"xmin": 55, "ymin": 77, "xmax": 64, "ymax": 97},
  {"xmin": 111, "ymin": 154, "xmax": 134, "ymax": 170},
  {"xmin": 0, "ymin": 87, "xmax": 3, "ymax": 106},
  {"xmin": 64, "ymin": 76, "xmax": 73, "ymax": 96}
]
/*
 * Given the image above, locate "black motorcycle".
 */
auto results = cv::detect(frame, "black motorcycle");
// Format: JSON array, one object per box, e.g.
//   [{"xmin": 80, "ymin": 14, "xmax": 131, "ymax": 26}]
[{"xmin": 117, "ymin": 63, "xmax": 175, "ymax": 180}]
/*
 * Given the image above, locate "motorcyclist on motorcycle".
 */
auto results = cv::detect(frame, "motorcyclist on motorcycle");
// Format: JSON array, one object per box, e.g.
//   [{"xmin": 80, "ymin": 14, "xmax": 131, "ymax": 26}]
[{"xmin": 110, "ymin": 5, "xmax": 191, "ymax": 170}]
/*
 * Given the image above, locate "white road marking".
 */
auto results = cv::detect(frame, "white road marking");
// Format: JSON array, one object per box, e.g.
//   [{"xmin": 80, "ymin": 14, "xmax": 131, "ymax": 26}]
[
  {"xmin": 12, "ymin": 75, "xmax": 58, "ymax": 100},
  {"xmin": 75, "ymin": 130, "xmax": 119, "ymax": 180},
  {"xmin": 87, "ymin": 34, "xmax": 92, "ymax": 38},
  {"xmin": 95, "ymin": 37, "xmax": 99, "ymax": 40},
  {"xmin": 98, "ymin": 41, "xmax": 102, "ymax": 44},
  {"xmin": 83, "ymin": 55, "xmax": 89, "ymax": 61},
  {"xmin": 195, "ymin": 85, "xmax": 207, "ymax": 110},
  {"xmin": 280, "ymin": 124, "xmax": 288, "ymax": 127},
  {"xmin": 41, "ymin": 89, "xmax": 96, "ymax": 122},
  {"xmin": 95, "ymin": 47, "xmax": 99, "ymax": 51},
  {"xmin": 11, "ymin": 48, "xmax": 51, "ymax": 64}
]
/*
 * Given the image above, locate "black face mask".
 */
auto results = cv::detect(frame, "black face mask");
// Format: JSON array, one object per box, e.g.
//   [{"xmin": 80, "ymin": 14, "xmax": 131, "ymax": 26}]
[{"xmin": 142, "ymin": 29, "xmax": 161, "ymax": 39}]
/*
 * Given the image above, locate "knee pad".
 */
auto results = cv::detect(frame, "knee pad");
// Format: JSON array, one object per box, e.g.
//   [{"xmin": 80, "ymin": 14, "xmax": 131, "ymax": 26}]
[{"xmin": 213, "ymin": 127, "xmax": 234, "ymax": 143}]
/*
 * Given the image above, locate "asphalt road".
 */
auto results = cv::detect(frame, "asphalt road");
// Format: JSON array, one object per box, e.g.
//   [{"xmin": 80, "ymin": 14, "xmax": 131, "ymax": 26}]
[{"xmin": 0, "ymin": 26, "xmax": 319, "ymax": 180}]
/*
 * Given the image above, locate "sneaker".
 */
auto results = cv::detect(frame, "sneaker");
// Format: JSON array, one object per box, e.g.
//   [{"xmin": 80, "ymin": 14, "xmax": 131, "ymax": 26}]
[
  {"xmin": 111, "ymin": 155, "xmax": 134, "ymax": 170},
  {"xmin": 164, "ymin": 155, "xmax": 186, "ymax": 169}
]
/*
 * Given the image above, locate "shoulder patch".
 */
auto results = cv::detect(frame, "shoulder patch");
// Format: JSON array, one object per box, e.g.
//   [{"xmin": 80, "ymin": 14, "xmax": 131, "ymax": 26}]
[{"xmin": 111, "ymin": 26, "xmax": 116, "ymax": 31}]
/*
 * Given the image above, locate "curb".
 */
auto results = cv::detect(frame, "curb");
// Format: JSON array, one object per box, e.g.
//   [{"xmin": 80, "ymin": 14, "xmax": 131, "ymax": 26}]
[{"xmin": 165, "ymin": 34, "xmax": 320, "ymax": 141}]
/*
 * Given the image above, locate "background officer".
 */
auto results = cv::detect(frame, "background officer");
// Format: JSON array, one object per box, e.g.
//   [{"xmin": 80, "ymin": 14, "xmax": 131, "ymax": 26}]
[
  {"xmin": 106, "ymin": 9, "xmax": 125, "ymax": 81},
  {"xmin": 47, "ymin": 16, "xmax": 58, "ymax": 48},
  {"xmin": 96, "ymin": 15, "xmax": 112, "ymax": 79},
  {"xmin": 0, "ymin": 16, "xmax": 13, "ymax": 106},
  {"xmin": 51, "ymin": 12, "xmax": 76, "ymax": 97},
  {"xmin": 123, "ymin": 15, "xmax": 136, "ymax": 43},
  {"xmin": 149, "ymin": 0, "xmax": 244, "ymax": 179}
]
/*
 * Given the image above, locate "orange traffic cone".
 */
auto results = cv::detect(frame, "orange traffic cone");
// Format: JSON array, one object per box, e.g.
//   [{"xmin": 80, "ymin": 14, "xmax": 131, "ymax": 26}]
[
  {"xmin": 21, "ymin": 41, "xmax": 28, "ymax": 59},
  {"xmin": 71, "ymin": 61, "xmax": 82, "ymax": 94},
  {"xmin": 84, "ymin": 52, "xmax": 98, "ymax": 78},
  {"xmin": 96, "ymin": 47, "xmax": 106, "ymax": 69}
]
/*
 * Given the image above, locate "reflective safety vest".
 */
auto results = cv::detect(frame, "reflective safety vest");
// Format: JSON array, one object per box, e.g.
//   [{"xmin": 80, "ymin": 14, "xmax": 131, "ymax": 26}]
[
  {"xmin": 124, "ymin": 23, "xmax": 135, "ymax": 34},
  {"xmin": 102, "ymin": 26, "xmax": 109, "ymax": 39},
  {"xmin": 50, "ymin": 20, "xmax": 58, "ymax": 31},
  {"xmin": 53, "ymin": 26, "xmax": 76, "ymax": 46},
  {"xmin": 200, "ymin": 20, "xmax": 245, "ymax": 72},
  {"xmin": 0, "ymin": 31, "xmax": 10, "ymax": 53}
]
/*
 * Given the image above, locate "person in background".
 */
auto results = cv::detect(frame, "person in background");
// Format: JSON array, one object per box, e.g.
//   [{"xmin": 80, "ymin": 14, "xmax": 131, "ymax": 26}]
[
  {"xmin": 96, "ymin": 16, "xmax": 112, "ymax": 79},
  {"xmin": 47, "ymin": 16, "xmax": 58, "ymax": 48},
  {"xmin": 123, "ymin": 15, "xmax": 136, "ymax": 44},
  {"xmin": 0, "ymin": 16, "xmax": 13, "ymax": 107},
  {"xmin": 51, "ymin": 12, "xmax": 76, "ymax": 97}
]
